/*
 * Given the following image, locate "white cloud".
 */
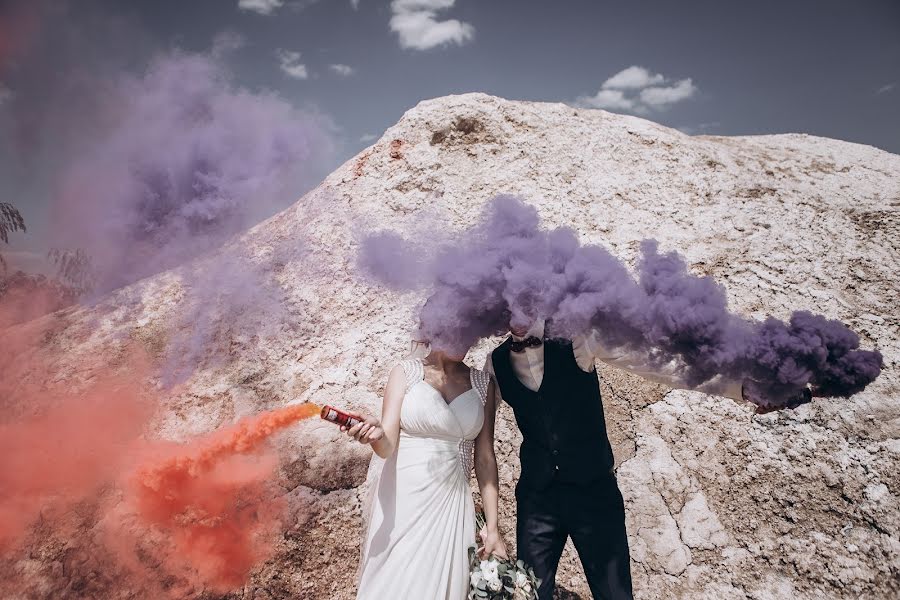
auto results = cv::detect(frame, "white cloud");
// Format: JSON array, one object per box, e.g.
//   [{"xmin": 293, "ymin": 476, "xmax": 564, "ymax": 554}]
[
  {"xmin": 212, "ymin": 30, "xmax": 246, "ymax": 57},
  {"xmin": 577, "ymin": 65, "xmax": 698, "ymax": 113},
  {"xmin": 329, "ymin": 64, "xmax": 355, "ymax": 76},
  {"xmin": 390, "ymin": 0, "xmax": 474, "ymax": 51},
  {"xmin": 277, "ymin": 50, "xmax": 308, "ymax": 79},
  {"xmin": 238, "ymin": 0, "xmax": 284, "ymax": 15},
  {"xmin": 639, "ymin": 78, "xmax": 697, "ymax": 107},
  {"xmin": 602, "ymin": 66, "xmax": 665, "ymax": 90},
  {"xmin": 360, "ymin": 133, "xmax": 377, "ymax": 142},
  {"xmin": 876, "ymin": 82, "xmax": 897, "ymax": 94},
  {"xmin": 576, "ymin": 89, "xmax": 635, "ymax": 111},
  {"xmin": 351, "ymin": 0, "xmax": 361, "ymax": 8}
]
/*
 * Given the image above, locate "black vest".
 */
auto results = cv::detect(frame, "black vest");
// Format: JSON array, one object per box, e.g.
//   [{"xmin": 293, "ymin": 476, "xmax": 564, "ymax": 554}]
[{"xmin": 492, "ymin": 338, "xmax": 615, "ymax": 490}]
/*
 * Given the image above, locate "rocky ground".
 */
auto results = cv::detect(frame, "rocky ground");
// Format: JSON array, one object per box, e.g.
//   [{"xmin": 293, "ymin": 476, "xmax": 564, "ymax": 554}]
[{"xmin": 3, "ymin": 93, "xmax": 898, "ymax": 599}]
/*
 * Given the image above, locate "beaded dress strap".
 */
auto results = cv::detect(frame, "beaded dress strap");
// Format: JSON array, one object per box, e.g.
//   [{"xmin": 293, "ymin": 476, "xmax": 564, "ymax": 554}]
[
  {"xmin": 399, "ymin": 359, "xmax": 424, "ymax": 393},
  {"xmin": 469, "ymin": 368, "xmax": 489, "ymax": 406},
  {"xmin": 459, "ymin": 367, "xmax": 490, "ymax": 476}
]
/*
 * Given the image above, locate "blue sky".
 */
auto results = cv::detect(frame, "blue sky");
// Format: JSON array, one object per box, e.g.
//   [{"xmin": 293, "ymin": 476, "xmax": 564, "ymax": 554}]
[
  {"xmin": 1, "ymin": 0, "xmax": 898, "ymax": 258},
  {"xmin": 128, "ymin": 0, "xmax": 900, "ymax": 152}
]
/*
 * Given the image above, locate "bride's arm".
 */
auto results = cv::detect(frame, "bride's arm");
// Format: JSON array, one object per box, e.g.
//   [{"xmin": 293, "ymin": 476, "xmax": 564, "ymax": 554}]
[
  {"xmin": 346, "ymin": 364, "xmax": 405, "ymax": 459},
  {"xmin": 371, "ymin": 364, "xmax": 405, "ymax": 458},
  {"xmin": 474, "ymin": 379, "xmax": 508, "ymax": 558}
]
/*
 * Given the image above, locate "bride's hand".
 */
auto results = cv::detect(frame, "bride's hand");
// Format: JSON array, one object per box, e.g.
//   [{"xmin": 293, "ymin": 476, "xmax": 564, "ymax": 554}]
[
  {"xmin": 342, "ymin": 415, "xmax": 384, "ymax": 445},
  {"xmin": 478, "ymin": 526, "xmax": 509, "ymax": 560}
]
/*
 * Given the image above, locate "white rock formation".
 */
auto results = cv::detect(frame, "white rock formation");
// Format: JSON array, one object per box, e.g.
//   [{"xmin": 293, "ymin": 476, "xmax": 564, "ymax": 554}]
[{"xmin": 3, "ymin": 93, "xmax": 898, "ymax": 599}]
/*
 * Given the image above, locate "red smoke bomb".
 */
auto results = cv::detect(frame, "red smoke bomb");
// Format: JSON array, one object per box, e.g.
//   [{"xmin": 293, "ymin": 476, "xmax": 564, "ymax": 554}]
[{"xmin": 320, "ymin": 405, "xmax": 363, "ymax": 429}]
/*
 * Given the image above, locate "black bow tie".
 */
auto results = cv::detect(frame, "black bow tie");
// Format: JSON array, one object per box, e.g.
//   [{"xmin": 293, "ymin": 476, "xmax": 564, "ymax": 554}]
[{"xmin": 510, "ymin": 336, "xmax": 543, "ymax": 353}]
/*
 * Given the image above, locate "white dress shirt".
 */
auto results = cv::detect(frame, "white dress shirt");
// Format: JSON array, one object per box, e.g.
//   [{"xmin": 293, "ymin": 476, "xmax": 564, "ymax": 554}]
[{"xmin": 483, "ymin": 319, "xmax": 744, "ymax": 403}]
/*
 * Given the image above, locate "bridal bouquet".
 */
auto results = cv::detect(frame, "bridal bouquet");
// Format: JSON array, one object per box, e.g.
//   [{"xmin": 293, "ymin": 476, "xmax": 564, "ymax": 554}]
[{"xmin": 468, "ymin": 513, "xmax": 540, "ymax": 599}]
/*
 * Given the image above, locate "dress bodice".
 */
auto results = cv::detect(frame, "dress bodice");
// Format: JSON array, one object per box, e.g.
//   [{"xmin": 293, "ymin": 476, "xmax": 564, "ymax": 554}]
[
  {"xmin": 397, "ymin": 359, "xmax": 489, "ymax": 472},
  {"xmin": 401, "ymin": 381, "xmax": 484, "ymax": 441}
]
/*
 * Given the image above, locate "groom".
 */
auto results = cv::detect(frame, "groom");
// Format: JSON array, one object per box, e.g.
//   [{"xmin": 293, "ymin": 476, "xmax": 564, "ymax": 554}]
[{"xmin": 484, "ymin": 318, "xmax": 810, "ymax": 600}]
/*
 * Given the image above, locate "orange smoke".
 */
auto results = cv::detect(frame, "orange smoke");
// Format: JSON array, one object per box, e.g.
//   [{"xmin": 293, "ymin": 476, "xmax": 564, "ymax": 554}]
[
  {"xmin": 128, "ymin": 402, "xmax": 321, "ymax": 591},
  {"xmin": 1, "ymin": 307, "xmax": 322, "ymax": 595},
  {"xmin": 0, "ymin": 271, "xmax": 77, "ymax": 328},
  {"xmin": 0, "ymin": 363, "xmax": 151, "ymax": 551}
]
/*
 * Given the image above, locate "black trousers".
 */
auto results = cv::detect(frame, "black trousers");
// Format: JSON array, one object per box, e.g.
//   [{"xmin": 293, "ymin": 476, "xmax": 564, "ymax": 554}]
[{"xmin": 516, "ymin": 475, "xmax": 633, "ymax": 600}]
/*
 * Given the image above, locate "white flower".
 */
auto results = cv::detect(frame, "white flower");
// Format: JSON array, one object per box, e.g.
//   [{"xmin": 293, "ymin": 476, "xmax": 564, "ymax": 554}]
[
  {"xmin": 516, "ymin": 571, "xmax": 528, "ymax": 588},
  {"xmin": 480, "ymin": 558, "xmax": 499, "ymax": 573},
  {"xmin": 470, "ymin": 570, "xmax": 483, "ymax": 588},
  {"xmin": 479, "ymin": 559, "xmax": 499, "ymax": 583},
  {"xmin": 486, "ymin": 573, "xmax": 502, "ymax": 592}
]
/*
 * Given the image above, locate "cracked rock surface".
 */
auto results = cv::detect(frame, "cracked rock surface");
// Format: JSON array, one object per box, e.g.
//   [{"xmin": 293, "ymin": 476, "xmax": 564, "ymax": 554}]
[{"xmin": 3, "ymin": 94, "xmax": 897, "ymax": 599}]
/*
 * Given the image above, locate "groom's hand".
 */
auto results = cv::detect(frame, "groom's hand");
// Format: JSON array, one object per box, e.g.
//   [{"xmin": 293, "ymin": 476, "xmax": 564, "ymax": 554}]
[{"xmin": 343, "ymin": 415, "xmax": 384, "ymax": 445}]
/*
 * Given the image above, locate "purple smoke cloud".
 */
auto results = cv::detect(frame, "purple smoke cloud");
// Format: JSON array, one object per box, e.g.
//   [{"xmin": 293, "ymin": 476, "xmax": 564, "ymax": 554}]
[
  {"xmin": 358, "ymin": 195, "xmax": 882, "ymax": 409},
  {"xmin": 47, "ymin": 51, "xmax": 332, "ymax": 294},
  {"xmin": 1, "ymin": 1, "xmax": 334, "ymax": 381},
  {"xmin": 357, "ymin": 231, "xmax": 429, "ymax": 289},
  {"xmin": 159, "ymin": 245, "xmax": 291, "ymax": 387}
]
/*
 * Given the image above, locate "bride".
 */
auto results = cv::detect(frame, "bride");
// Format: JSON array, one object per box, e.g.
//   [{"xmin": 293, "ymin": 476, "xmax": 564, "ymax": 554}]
[{"xmin": 343, "ymin": 338, "xmax": 508, "ymax": 599}]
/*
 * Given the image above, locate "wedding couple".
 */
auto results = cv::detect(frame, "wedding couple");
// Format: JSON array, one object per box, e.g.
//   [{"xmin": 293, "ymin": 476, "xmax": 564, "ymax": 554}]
[{"xmin": 343, "ymin": 317, "xmax": 807, "ymax": 599}]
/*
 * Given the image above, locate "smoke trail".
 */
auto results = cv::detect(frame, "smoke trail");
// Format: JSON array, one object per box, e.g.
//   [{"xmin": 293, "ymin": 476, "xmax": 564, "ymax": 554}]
[
  {"xmin": 358, "ymin": 195, "xmax": 883, "ymax": 409},
  {"xmin": 128, "ymin": 402, "xmax": 321, "ymax": 590},
  {"xmin": 0, "ymin": 308, "xmax": 323, "ymax": 594},
  {"xmin": 1, "ymin": 3, "xmax": 334, "ymax": 592}
]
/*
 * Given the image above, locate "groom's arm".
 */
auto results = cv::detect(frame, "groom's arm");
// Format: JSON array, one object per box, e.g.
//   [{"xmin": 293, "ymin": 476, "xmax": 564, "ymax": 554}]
[
  {"xmin": 575, "ymin": 331, "xmax": 812, "ymax": 411},
  {"xmin": 573, "ymin": 330, "xmax": 745, "ymax": 400},
  {"xmin": 474, "ymin": 379, "xmax": 508, "ymax": 558}
]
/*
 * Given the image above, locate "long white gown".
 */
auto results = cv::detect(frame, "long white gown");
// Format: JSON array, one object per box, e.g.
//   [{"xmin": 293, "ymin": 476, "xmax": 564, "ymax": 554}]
[{"xmin": 356, "ymin": 359, "xmax": 489, "ymax": 600}]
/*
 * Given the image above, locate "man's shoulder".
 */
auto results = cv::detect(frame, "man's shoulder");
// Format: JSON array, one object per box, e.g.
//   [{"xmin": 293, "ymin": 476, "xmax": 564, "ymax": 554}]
[
  {"xmin": 545, "ymin": 337, "xmax": 575, "ymax": 349},
  {"xmin": 490, "ymin": 336, "xmax": 513, "ymax": 354}
]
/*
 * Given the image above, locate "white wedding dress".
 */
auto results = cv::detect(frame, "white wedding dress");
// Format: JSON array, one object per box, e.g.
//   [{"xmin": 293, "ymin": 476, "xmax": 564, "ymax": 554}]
[{"xmin": 356, "ymin": 359, "xmax": 489, "ymax": 600}]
